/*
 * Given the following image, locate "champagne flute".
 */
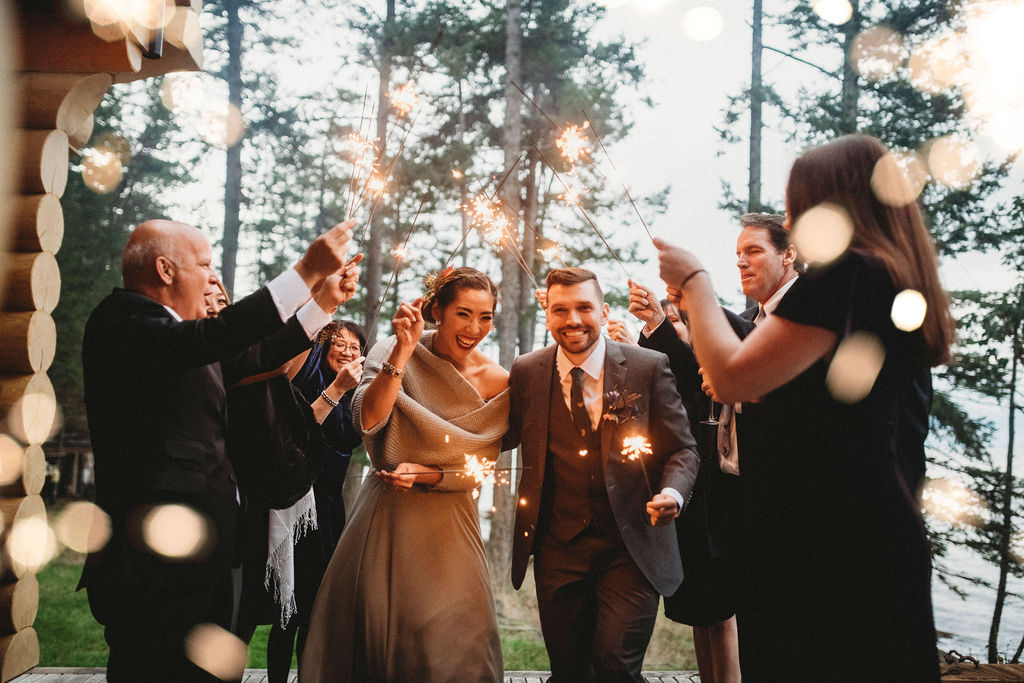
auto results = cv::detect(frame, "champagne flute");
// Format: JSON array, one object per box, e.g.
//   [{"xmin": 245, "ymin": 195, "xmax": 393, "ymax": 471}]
[{"xmin": 701, "ymin": 400, "xmax": 719, "ymax": 426}]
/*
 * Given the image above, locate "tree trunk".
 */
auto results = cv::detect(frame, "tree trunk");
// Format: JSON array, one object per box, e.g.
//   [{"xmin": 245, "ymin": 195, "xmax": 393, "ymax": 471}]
[
  {"xmin": 488, "ymin": 0, "xmax": 523, "ymax": 584},
  {"xmin": 839, "ymin": 0, "xmax": 861, "ymax": 135},
  {"xmin": 748, "ymin": 0, "xmax": 763, "ymax": 212},
  {"xmin": 221, "ymin": 0, "xmax": 244, "ymax": 295},
  {"xmin": 517, "ymin": 149, "xmax": 539, "ymax": 353},
  {"xmin": 989, "ymin": 322, "xmax": 1019, "ymax": 662},
  {"xmin": 457, "ymin": 78, "xmax": 469, "ymax": 267},
  {"xmin": 364, "ymin": 0, "xmax": 395, "ymax": 348}
]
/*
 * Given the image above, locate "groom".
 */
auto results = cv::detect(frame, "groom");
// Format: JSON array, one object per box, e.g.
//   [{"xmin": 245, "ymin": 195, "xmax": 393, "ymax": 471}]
[{"xmin": 506, "ymin": 267, "xmax": 700, "ymax": 682}]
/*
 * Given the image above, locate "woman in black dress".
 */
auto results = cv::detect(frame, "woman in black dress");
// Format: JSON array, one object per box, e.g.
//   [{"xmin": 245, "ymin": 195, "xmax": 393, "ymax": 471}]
[{"xmin": 654, "ymin": 134, "xmax": 954, "ymax": 681}]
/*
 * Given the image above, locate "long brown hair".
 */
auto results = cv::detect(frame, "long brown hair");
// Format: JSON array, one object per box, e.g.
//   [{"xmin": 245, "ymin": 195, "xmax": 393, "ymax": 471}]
[{"xmin": 785, "ymin": 134, "xmax": 955, "ymax": 366}]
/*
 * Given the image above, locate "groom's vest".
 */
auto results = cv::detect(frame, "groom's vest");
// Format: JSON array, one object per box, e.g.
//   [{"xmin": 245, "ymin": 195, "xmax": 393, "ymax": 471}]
[{"xmin": 539, "ymin": 366, "xmax": 618, "ymax": 545}]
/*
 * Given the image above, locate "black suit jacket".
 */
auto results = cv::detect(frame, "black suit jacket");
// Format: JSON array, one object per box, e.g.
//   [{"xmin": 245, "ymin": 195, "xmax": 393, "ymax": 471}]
[
  {"xmin": 80, "ymin": 286, "xmax": 311, "ymax": 621},
  {"xmin": 505, "ymin": 340, "xmax": 700, "ymax": 595}
]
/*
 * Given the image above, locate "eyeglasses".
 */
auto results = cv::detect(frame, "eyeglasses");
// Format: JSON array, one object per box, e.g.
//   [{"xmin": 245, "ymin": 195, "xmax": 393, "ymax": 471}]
[{"xmin": 330, "ymin": 341, "xmax": 361, "ymax": 353}]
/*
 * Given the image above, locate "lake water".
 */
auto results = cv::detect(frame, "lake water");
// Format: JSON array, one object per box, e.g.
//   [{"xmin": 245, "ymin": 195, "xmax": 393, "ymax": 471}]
[{"xmin": 933, "ymin": 543, "xmax": 1024, "ymax": 659}]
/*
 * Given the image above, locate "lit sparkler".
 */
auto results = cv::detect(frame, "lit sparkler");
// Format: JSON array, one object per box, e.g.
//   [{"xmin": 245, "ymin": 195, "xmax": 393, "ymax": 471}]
[
  {"xmin": 363, "ymin": 195, "xmax": 429, "ymax": 338},
  {"xmin": 388, "ymin": 82, "xmax": 419, "ymax": 117},
  {"xmin": 535, "ymin": 144, "xmax": 631, "ymax": 279},
  {"xmin": 621, "ymin": 435, "xmax": 654, "ymax": 499},
  {"xmin": 556, "ymin": 122, "xmax": 592, "ymax": 166}
]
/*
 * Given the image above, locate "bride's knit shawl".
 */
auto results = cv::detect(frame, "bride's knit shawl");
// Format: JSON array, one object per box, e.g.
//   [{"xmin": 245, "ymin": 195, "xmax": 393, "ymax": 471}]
[{"xmin": 352, "ymin": 331, "xmax": 510, "ymax": 469}]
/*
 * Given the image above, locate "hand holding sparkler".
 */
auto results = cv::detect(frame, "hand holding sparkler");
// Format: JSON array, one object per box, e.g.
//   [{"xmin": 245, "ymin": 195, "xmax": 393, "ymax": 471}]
[
  {"xmin": 377, "ymin": 462, "xmax": 442, "ymax": 490},
  {"xmin": 535, "ymin": 288, "xmax": 547, "ymax": 312},
  {"xmin": 392, "ymin": 298, "xmax": 425, "ymax": 359},
  {"xmin": 653, "ymin": 238, "xmax": 709, "ymax": 295},
  {"xmin": 645, "ymin": 493, "xmax": 679, "ymax": 527},
  {"xmin": 627, "ymin": 279, "xmax": 667, "ymax": 335},
  {"xmin": 294, "ymin": 219, "xmax": 357, "ymax": 289},
  {"xmin": 312, "ymin": 254, "xmax": 363, "ymax": 315},
  {"xmin": 607, "ymin": 319, "xmax": 636, "ymax": 345},
  {"xmin": 332, "ymin": 356, "xmax": 365, "ymax": 394}
]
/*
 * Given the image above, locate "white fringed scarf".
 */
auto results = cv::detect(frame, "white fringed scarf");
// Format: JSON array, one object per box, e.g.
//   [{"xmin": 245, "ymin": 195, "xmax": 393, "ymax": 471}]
[{"xmin": 264, "ymin": 486, "xmax": 317, "ymax": 628}]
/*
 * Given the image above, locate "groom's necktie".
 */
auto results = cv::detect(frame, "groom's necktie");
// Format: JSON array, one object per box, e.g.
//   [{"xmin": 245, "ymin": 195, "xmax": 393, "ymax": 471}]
[{"xmin": 570, "ymin": 367, "xmax": 590, "ymax": 437}]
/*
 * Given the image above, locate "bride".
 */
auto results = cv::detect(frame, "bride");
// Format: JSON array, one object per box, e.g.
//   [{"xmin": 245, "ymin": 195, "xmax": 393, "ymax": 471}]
[{"xmin": 300, "ymin": 266, "xmax": 509, "ymax": 683}]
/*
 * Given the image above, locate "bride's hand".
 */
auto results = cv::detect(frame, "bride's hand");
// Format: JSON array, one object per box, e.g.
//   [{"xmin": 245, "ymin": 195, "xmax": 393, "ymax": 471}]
[
  {"xmin": 392, "ymin": 298, "xmax": 425, "ymax": 357},
  {"xmin": 652, "ymin": 238, "xmax": 706, "ymax": 290},
  {"xmin": 377, "ymin": 462, "xmax": 442, "ymax": 489}
]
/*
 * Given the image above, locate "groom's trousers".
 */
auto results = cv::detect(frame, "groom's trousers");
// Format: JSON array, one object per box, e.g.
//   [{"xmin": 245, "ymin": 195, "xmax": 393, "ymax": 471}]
[{"xmin": 534, "ymin": 529, "xmax": 659, "ymax": 683}]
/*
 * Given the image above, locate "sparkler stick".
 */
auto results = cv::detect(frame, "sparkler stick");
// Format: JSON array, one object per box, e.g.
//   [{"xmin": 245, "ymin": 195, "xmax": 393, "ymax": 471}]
[
  {"xmin": 581, "ymin": 108, "xmax": 655, "ymax": 243},
  {"xmin": 345, "ymin": 93, "xmax": 375, "ymax": 218},
  {"xmin": 621, "ymin": 435, "xmax": 654, "ymax": 500},
  {"xmin": 346, "ymin": 466, "xmax": 531, "ymax": 480},
  {"xmin": 440, "ymin": 153, "xmax": 525, "ymax": 270},
  {"xmin": 508, "ymin": 80, "xmax": 559, "ymax": 129},
  {"xmin": 353, "ymin": 112, "xmax": 420, "ymax": 244},
  {"xmin": 534, "ymin": 144, "xmax": 631, "ymax": 279},
  {"xmin": 363, "ymin": 194, "xmax": 429, "ymax": 338}
]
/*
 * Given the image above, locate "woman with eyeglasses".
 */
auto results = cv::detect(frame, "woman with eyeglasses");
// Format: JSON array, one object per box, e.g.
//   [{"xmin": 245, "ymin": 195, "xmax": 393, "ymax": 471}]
[{"xmin": 235, "ymin": 319, "xmax": 367, "ymax": 683}]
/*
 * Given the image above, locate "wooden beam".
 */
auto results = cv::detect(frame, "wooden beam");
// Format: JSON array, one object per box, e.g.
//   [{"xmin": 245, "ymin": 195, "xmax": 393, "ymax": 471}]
[
  {"xmin": 114, "ymin": 7, "xmax": 203, "ymax": 84},
  {"xmin": 9, "ymin": 194, "xmax": 62, "ymax": 254},
  {"xmin": 1, "ymin": 251, "xmax": 60, "ymax": 313},
  {"xmin": 16, "ymin": 130, "xmax": 68, "ymax": 197},
  {"xmin": 20, "ymin": 72, "xmax": 113, "ymax": 149},
  {"xmin": 0, "ymin": 576, "xmax": 39, "ymax": 634},
  {"xmin": 0, "ymin": 373, "xmax": 57, "ymax": 446},
  {"xmin": 0, "ymin": 626, "xmax": 38, "ymax": 682},
  {"xmin": 0, "ymin": 312, "xmax": 57, "ymax": 374},
  {"xmin": 0, "ymin": 444, "xmax": 45, "ymax": 499},
  {"xmin": 0, "ymin": 495, "xmax": 46, "ymax": 580},
  {"xmin": 18, "ymin": 6, "xmax": 143, "ymax": 75}
]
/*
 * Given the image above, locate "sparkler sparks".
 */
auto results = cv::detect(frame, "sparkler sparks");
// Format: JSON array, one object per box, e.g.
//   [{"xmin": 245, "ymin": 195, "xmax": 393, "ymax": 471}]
[
  {"xmin": 556, "ymin": 122, "xmax": 592, "ymax": 165},
  {"xmin": 388, "ymin": 82, "xmax": 419, "ymax": 117},
  {"xmin": 621, "ymin": 435, "xmax": 653, "ymax": 461},
  {"xmin": 392, "ymin": 244, "xmax": 410, "ymax": 261}
]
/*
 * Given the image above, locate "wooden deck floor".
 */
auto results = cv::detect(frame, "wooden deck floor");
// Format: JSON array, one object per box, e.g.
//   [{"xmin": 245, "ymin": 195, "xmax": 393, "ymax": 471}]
[{"xmin": 11, "ymin": 668, "xmax": 702, "ymax": 682}]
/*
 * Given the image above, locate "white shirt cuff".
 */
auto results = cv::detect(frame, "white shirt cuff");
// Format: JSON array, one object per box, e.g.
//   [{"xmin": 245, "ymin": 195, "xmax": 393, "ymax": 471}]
[
  {"xmin": 660, "ymin": 487, "xmax": 685, "ymax": 515},
  {"xmin": 640, "ymin": 318, "xmax": 665, "ymax": 338},
  {"xmin": 267, "ymin": 267, "xmax": 312, "ymax": 322},
  {"xmin": 297, "ymin": 300, "xmax": 333, "ymax": 341}
]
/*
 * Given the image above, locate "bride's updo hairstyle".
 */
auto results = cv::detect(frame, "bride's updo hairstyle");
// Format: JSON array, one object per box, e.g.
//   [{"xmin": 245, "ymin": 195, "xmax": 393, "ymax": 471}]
[{"xmin": 421, "ymin": 266, "xmax": 499, "ymax": 325}]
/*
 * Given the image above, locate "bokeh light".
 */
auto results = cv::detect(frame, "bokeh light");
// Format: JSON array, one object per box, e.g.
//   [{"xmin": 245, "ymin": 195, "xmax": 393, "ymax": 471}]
[
  {"xmin": 813, "ymin": 0, "xmax": 853, "ymax": 24},
  {"xmin": 185, "ymin": 624, "xmax": 247, "ymax": 680},
  {"xmin": 5, "ymin": 378, "xmax": 57, "ymax": 445},
  {"xmin": 0, "ymin": 435, "xmax": 23, "ymax": 486},
  {"xmin": 925, "ymin": 134, "xmax": 981, "ymax": 188},
  {"xmin": 922, "ymin": 478, "xmax": 986, "ymax": 527},
  {"xmin": 680, "ymin": 7, "xmax": 724, "ymax": 42},
  {"xmin": 908, "ymin": 32, "xmax": 967, "ymax": 95},
  {"xmin": 197, "ymin": 102, "xmax": 245, "ymax": 148},
  {"xmin": 789, "ymin": 202, "xmax": 854, "ymax": 267},
  {"xmin": 81, "ymin": 147, "xmax": 124, "ymax": 195},
  {"xmin": 825, "ymin": 331, "xmax": 886, "ymax": 404},
  {"xmin": 7, "ymin": 516, "xmax": 59, "ymax": 574},
  {"xmin": 54, "ymin": 501, "xmax": 111, "ymax": 554},
  {"xmin": 850, "ymin": 26, "xmax": 905, "ymax": 80},
  {"xmin": 141, "ymin": 504, "xmax": 212, "ymax": 561},
  {"xmin": 870, "ymin": 151, "xmax": 926, "ymax": 207},
  {"xmin": 891, "ymin": 289, "xmax": 928, "ymax": 332}
]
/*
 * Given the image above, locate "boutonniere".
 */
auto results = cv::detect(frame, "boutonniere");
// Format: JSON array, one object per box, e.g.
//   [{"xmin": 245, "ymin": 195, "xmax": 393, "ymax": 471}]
[{"xmin": 602, "ymin": 389, "xmax": 642, "ymax": 424}]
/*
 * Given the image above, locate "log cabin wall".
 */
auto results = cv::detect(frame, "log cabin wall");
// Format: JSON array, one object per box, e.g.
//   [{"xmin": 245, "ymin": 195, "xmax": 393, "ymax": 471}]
[{"xmin": 0, "ymin": 2, "xmax": 204, "ymax": 679}]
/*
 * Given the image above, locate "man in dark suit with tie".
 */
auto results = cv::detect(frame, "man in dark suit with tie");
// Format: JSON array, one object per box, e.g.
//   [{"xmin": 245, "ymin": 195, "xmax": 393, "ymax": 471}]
[
  {"xmin": 506, "ymin": 267, "xmax": 700, "ymax": 683},
  {"xmin": 81, "ymin": 218, "xmax": 358, "ymax": 682},
  {"xmin": 628, "ymin": 213, "xmax": 794, "ymax": 681}
]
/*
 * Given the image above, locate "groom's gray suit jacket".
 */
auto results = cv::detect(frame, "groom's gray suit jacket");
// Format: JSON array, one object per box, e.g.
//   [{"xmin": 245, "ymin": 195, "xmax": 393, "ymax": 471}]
[{"xmin": 505, "ymin": 339, "xmax": 700, "ymax": 595}]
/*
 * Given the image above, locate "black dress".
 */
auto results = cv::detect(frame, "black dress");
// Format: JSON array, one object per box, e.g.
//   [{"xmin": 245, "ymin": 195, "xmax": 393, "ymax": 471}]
[{"xmin": 734, "ymin": 250, "xmax": 939, "ymax": 681}]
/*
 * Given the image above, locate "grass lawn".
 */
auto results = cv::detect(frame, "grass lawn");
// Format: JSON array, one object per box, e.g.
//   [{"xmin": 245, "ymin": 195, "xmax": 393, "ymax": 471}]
[{"xmin": 35, "ymin": 550, "xmax": 696, "ymax": 671}]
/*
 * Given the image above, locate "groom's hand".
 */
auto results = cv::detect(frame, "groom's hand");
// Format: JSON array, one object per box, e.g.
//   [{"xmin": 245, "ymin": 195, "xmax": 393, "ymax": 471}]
[{"xmin": 646, "ymin": 494, "xmax": 679, "ymax": 526}]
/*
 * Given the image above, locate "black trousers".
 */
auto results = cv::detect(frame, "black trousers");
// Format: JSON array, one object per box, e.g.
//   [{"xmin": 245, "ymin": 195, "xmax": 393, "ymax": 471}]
[
  {"xmin": 91, "ymin": 570, "xmax": 237, "ymax": 683},
  {"xmin": 534, "ymin": 530, "xmax": 659, "ymax": 683}
]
